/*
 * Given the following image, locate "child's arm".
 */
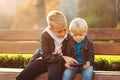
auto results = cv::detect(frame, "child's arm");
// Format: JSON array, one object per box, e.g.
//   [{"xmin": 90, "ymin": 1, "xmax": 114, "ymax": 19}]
[
  {"xmin": 55, "ymin": 50, "xmax": 78, "ymax": 69},
  {"xmin": 62, "ymin": 56, "xmax": 78, "ymax": 69},
  {"xmin": 54, "ymin": 48, "xmax": 78, "ymax": 65},
  {"xmin": 54, "ymin": 50, "xmax": 63, "ymax": 56},
  {"xmin": 87, "ymin": 42, "xmax": 94, "ymax": 65},
  {"xmin": 65, "ymin": 62, "xmax": 75, "ymax": 69},
  {"xmin": 84, "ymin": 41, "xmax": 94, "ymax": 68},
  {"xmin": 27, "ymin": 48, "xmax": 41, "ymax": 66},
  {"xmin": 62, "ymin": 56, "xmax": 78, "ymax": 63},
  {"xmin": 40, "ymin": 32, "xmax": 66, "ymax": 64},
  {"xmin": 62, "ymin": 56, "xmax": 77, "ymax": 69}
]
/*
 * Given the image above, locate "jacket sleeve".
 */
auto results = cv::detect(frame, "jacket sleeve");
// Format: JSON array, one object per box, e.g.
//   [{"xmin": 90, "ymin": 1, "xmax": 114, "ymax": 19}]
[
  {"xmin": 40, "ymin": 32, "xmax": 65, "ymax": 64},
  {"xmin": 27, "ymin": 48, "xmax": 41, "ymax": 66},
  {"xmin": 86, "ymin": 42, "xmax": 94, "ymax": 65}
]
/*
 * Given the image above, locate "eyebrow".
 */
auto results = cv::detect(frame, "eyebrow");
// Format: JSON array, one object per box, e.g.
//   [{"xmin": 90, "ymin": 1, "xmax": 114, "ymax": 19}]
[{"xmin": 54, "ymin": 28, "xmax": 66, "ymax": 32}]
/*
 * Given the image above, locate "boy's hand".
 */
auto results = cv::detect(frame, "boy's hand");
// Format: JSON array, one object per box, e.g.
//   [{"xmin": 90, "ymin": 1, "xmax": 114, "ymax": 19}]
[
  {"xmin": 83, "ymin": 61, "xmax": 90, "ymax": 69},
  {"xmin": 65, "ymin": 62, "xmax": 75, "ymax": 70},
  {"xmin": 62, "ymin": 56, "xmax": 78, "ymax": 63},
  {"xmin": 55, "ymin": 50, "xmax": 63, "ymax": 56}
]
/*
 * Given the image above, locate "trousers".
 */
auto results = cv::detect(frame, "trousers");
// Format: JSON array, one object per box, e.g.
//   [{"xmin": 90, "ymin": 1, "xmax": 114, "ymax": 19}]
[{"xmin": 16, "ymin": 59, "xmax": 64, "ymax": 80}]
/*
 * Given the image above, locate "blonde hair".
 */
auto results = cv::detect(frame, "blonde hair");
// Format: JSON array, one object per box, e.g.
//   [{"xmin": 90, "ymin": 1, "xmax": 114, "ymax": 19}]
[
  {"xmin": 69, "ymin": 18, "xmax": 88, "ymax": 35},
  {"xmin": 47, "ymin": 10, "xmax": 67, "ymax": 28}
]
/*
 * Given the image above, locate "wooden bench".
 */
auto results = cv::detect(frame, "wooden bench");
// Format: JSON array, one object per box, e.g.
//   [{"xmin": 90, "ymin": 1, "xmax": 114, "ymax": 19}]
[{"xmin": 0, "ymin": 28, "xmax": 120, "ymax": 80}]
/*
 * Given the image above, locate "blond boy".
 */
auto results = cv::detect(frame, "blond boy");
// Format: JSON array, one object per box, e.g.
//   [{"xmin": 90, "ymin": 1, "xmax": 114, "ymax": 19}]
[
  {"xmin": 16, "ymin": 10, "xmax": 76, "ymax": 80},
  {"xmin": 62, "ymin": 18, "xmax": 94, "ymax": 80}
]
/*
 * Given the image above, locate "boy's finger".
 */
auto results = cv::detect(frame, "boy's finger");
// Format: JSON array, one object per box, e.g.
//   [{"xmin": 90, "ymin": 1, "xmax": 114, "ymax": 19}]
[{"xmin": 73, "ymin": 59, "xmax": 79, "ymax": 63}]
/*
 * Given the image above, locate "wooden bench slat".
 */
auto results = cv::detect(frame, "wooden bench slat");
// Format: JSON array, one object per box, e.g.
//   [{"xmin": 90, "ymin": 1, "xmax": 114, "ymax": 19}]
[
  {"xmin": 88, "ymin": 28, "xmax": 120, "ymax": 40},
  {"xmin": 0, "ymin": 28, "xmax": 120, "ymax": 41},
  {"xmin": 0, "ymin": 42, "xmax": 40, "ymax": 53},
  {"xmin": 0, "ymin": 28, "xmax": 120, "ymax": 80},
  {"xmin": 0, "ymin": 68, "xmax": 120, "ymax": 80},
  {"xmin": 0, "ymin": 29, "xmax": 42, "ymax": 41},
  {"xmin": 94, "ymin": 42, "xmax": 120, "ymax": 55},
  {"xmin": 0, "ymin": 42, "xmax": 120, "ymax": 54}
]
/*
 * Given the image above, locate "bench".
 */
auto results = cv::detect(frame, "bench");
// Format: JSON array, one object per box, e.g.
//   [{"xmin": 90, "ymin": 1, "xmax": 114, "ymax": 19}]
[{"xmin": 0, "ymin": 28, "xmax": 120, "ymax": 80}]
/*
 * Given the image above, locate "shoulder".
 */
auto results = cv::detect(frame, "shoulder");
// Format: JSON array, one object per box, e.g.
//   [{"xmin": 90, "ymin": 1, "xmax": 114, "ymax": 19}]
[
  {"xmin": 40, "ymin": 31, "xmax": 49, "ymax": 37},
  {"xmin": 64, "ymin": 33, "xmax": 74, "ymax": 43},
  {"xmin": 85, "ymin": 36, "xmax": 93, "ymax": 44},
  {"xmin": 66, "ymin": 33, "xmax": 75, "ymax": 46},
  {"xmin": 66, "ymin": 33, "xmax": 72, "ymax": 40},
  {"xmin": 82, "ymin": 36, "xmax": 93, "ymax": 47},
  {"xmin": 40, "ymin": 31, "xmax": 52, "ymax": 40}
]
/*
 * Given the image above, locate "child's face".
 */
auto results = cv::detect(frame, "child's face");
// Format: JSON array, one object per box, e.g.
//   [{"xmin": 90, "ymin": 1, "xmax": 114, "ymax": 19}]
[
  {"xmin": 71, "ymin": 33, "xmax": 85, "ymax": 43},
  {"xmin": 51, "ymin": 26, "xmax": 67, "ymax": 39}
]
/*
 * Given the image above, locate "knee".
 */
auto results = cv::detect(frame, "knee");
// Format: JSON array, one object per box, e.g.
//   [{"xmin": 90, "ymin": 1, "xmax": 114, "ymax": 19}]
[
  {"xmin": 63, "ymin": 71, "xmax": 70, "ymax": 77},
  {"xmin": 48, "ymin": 72, "xmax": 55, "ymax": 78},
  {"xmin": 83, "ymin": 66, "xmax": 93, "ymax": 77},
  {"xmin": 16, "ymin": 74, "xmax": 26, "ymax": 80},
  {"xmin": 48, "ymin": 72, "xmax": 60, "ymax": 80},
  {"xmin": 16, "ymin": 75, "xmax": 21, "ymax": 80},
  {"xmin": 62, "ymin": 69, "xmax": 73, "ymax": 79},
  {"xmin": 86, "ymin": 66, "xmax": 93, "ymax": 73}
]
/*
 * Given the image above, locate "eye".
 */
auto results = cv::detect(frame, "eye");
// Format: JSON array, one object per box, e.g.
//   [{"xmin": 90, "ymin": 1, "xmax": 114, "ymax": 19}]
[
  {"xmin": 74, "ymin": 34, "xmax": 77, "ymax": 36},
  {"xmin": 57, "ymin": 31, "xmax": 62, "ymax": 33}
]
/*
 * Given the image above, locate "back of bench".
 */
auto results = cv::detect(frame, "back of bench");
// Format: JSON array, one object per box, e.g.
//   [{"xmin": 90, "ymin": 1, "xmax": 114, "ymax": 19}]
[{"xmin": 0, "ymin": 28, "xmax": 120, "ymax": 55}]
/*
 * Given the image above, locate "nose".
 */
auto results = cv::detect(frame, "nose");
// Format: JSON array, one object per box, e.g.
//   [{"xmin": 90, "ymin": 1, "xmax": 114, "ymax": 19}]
[{"xmin": 77, "ymin": 36, "xmax": 80, "ymax": 39}]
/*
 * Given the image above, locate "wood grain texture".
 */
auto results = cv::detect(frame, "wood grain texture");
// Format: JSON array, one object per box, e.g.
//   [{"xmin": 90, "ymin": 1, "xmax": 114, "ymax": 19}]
[
  {"xmin": 0, "ymin": 70, "xmax": 120, "ymax": 80},
  {"xmin": 0, "ymin": 28, "xmax": 120, "ymax": 80},
  {"xmin": 0, "ymin": 28, "xmax": 120, "ymax": 54},
  {"xmin": 0, "ymin": 28, "xmax": 120, "ymax": 41},
  {"xmin": 0, "ymin": 42, "xmax": 120, "ymax": 54}
]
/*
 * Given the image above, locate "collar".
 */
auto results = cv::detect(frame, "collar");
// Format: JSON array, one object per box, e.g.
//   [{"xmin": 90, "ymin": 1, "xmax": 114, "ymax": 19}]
[{"xmin": 45, "ymin": 27, "xmax": 67, "ymax": 44}]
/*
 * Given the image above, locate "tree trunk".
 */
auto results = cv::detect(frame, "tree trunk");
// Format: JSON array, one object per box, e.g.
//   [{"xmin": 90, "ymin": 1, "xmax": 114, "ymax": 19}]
[
  {"xmin": 59, "ymin": 0, "xmax": 80, "ymax": 25},
  {"xmin": 34, "ymin": 0, "xmax": 47, "ymax": 29}
]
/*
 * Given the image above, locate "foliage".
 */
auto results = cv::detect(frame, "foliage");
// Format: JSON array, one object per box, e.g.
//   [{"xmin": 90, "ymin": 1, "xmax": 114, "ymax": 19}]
[
  {"xmin": 85, "ymin": 15, "xmax": 100, "ymax": 28},
  {"xmin": 0, "ymin": 54, "xmax": 120, "ymax": 71},
  {"xmin": 94, "ymin": 59, "xmax": 111, "ymax": 71},
  {"xmin": 79, "ymin": 0, "xmax": 117, "ymax": 28},
  {"xmin": 0, "ymin": 55, "xmax": 31, "ymax": 68},
  {"xmin": 94, "ymin": 55, "xmax": 120, "ymax": 71},
  {"xmin": 1, "ymin": 0, "xmax": 119, "ymax": 29},
  {"xmin": 0, "ymin": 13, "xmax": 13, "ymax": 29},
  {"xmin": 116, "ymin": 23, "xmax": 120, "ymax": 28},
  {"xmin": 12, "ymin": 0, "xmax": 40, "ymax": 29}
]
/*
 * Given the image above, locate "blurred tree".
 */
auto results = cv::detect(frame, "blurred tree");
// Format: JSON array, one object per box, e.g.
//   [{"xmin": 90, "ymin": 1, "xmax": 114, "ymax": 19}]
[
  {"xmin": 46, "ymin": 0, "xmax": 59, "ymax": 13},
  {"xmin": 0, "ymin": 13, "xmax": 13, "ymax": 29},
  {"xmin": 12, "ymin": 0, "xmax": 46, "ymax": 29},
  {"xmin": 12, "ymin": 0, "xmax": 58, "ymax": 29},
  {"xmin": 34, "ymin": 0, "xmax": 47, "ymax": 29},
  {"xmin": 59, "ymin": 0, "xmax": 80, "ymax": 25},
  {"xmin": 78, "ymin": 0, "xmax": 117, "ymax": 28},
  {"xmin": 115, "ymin": 0, "xmax": 120, "ymax": 24},
  {"xmin": 11, "ymin": 0, "xmax": 118, "ymax": 29}
]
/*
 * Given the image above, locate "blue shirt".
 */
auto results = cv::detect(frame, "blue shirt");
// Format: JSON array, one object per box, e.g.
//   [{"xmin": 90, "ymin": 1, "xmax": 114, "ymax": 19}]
[
  {"xmin": 75, "ymin": 42, "xmax": 83, "ymax": 61},
  {"xmin": 75, "ymin": 37, "xmax": 86, "ymax": 62}
]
